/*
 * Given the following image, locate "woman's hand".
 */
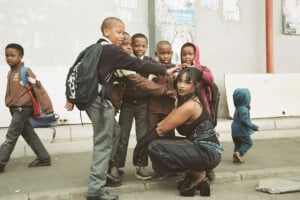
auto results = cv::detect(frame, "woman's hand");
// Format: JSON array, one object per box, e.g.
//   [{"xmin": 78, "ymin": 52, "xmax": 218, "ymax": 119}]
[{"xmin": 65, "ymin": 100, "xmax": 74, "ymax": 111}]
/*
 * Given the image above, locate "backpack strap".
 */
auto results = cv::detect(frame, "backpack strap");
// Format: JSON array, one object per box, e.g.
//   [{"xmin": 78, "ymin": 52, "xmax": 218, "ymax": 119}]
[
  {"xmin": 20, "ymin": 66, "xmax": 29, "ymax": 86},
  {"xmin": 20, "ymin": 66, "xmax": 41, "ymax": 117}
]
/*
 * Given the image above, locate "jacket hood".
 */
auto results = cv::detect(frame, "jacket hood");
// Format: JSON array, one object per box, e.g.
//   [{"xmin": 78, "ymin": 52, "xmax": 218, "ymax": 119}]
[{"xmin": 233, "ymin": 88, "xmax": 251, "ymax": 107}]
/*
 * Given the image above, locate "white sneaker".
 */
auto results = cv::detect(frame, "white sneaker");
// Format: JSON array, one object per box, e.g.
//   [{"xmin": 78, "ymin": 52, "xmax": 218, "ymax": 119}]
[{"xmin": 135, "ymin": 167, "xmax": 152, "ymax": 180}]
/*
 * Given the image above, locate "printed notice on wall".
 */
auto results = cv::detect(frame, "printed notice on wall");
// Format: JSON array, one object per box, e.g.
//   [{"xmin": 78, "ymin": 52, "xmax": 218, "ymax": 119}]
[
  {"xmin": 282, "ymin": 0, "xmax": 300, "ymax": 35},
  {"xmin": 223, "ymin": 0, "xmax": 240, "ymax": 21},
  {"xmin": 201, "ymin": 0, "xmax": 219, "ymax": 10},
  {"xmin": 155, "ymin": 0, "xmax": 195, "ymax": 64},
  {"xmin": 156, "ymin": 0, "xmax": 195, "ymax": 26}
]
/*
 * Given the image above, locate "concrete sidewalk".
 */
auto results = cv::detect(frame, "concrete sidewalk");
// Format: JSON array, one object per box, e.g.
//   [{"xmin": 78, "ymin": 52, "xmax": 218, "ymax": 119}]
[
  {"xmin": 0, "ymin": 117, "xmax": 300, "ymax": 199},
  {"xmin": 0, "ymin": 138, "xmax": 300, "ymax": 199}
]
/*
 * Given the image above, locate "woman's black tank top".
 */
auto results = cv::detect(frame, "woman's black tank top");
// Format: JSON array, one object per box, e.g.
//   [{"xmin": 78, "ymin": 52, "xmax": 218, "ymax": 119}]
[{"xmin": 176, "ymin": 99, "xmax": 219, "ymax": 144}]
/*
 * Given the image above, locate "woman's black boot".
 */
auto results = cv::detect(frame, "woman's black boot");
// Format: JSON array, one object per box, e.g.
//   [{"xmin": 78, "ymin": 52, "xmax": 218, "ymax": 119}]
[
  {"xmin": 198, "ymin": 178, "xmax": 210, "ymax": 196},
  {"xmin": 179, "ymin": 182, "xmax": 197, "ymax": 196},
  {"xmin": 177, "ymin": 172, "xmax": 192, "ymax": 189},
  {"xmin": 179, "ymin": 174, "xmax": 198, "ymax": 196}
]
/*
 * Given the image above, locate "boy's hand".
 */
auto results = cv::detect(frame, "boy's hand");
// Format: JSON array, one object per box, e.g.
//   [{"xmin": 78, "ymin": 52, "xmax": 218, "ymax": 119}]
[
  {"xmin": 166, "ymin": 64, "xmax": 187, "ymax": 75},
  {"xmin": 177, "ymin": 63, "xmax": 190, "ymax": 68},
  {"xmin": 166, "ymin": 89, "xmax": 177, "ymax": 98},
  {"xmin": 65, "ymin": 100, "xmax": 74, "ymax": 111},
  {"xmin": 166, "ymin": 66, "xmax": 180, "ymax": 76},
  {"xmin": 166, "ymin": 63, "xmax": 191, "ymax": 76}
]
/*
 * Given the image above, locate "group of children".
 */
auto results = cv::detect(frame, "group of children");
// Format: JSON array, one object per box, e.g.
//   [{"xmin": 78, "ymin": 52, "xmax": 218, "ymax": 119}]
[
  {"xmin": 0, "ymin": 16, "xmax": 259, "ymax": 200},
  {"xmin": 101, "ymin": 23, "xmax": 260, "ymax": 183},
  {"xmin": 111, "ymin": 32, "xmax": 177, "ymax": 180},
  {"xmin": 108, "ymin": 31, "xmax": 209, "ymax": 181}
]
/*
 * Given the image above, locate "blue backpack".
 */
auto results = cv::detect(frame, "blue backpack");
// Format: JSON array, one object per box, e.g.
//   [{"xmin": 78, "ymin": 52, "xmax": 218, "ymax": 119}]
[{"xmin": 21, "ymin": 67, "xmax": 58, "ymax": 128}]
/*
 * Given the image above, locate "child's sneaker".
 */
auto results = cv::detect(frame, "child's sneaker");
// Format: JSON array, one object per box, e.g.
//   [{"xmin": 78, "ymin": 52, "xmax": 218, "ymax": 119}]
[{"xmin": 135, "ymin": 167, "xmax": 152, "ymax": 180}]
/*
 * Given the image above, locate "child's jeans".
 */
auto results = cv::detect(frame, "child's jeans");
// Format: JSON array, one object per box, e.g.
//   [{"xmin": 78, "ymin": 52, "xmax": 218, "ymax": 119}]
[
  {"xmin": 114, "ymin": 101, "xmax": 148, "ymax": 168},
  {"xmin": 232, "ymin": 135, "xmax": 253, "ymax": 156},
  {"xmin": 0, "ymin": 106, "xmax": 50, "ymax": 165}
]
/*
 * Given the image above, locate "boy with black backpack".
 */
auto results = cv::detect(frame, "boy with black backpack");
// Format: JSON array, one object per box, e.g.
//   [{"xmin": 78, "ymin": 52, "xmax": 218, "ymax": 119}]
[{"xmin": 65, "ymin": 17, "xmax": 184, "ymax": 200}]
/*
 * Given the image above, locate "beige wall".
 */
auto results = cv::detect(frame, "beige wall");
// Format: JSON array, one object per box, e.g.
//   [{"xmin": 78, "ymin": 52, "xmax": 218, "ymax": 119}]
[
  {"xmin": 0, "ymin": 0, "xmax": 150, "ymax": 126},
  {"xmin": 150, "ymin": 0, "xmax": 300, "ymax": 118},
  {"xmin": 0, "ymin": 0, "xmax": 299, "ymax": 126}
]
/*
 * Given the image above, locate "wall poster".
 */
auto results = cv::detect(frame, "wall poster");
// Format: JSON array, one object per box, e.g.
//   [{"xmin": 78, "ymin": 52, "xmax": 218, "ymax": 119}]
[
  {"xmin": 155, "ymin": 0, "xmax": 195, "ymax": 64},
  {"xmin": 282, "ymin": 0, "xmax": 300, "ymax": 35}
]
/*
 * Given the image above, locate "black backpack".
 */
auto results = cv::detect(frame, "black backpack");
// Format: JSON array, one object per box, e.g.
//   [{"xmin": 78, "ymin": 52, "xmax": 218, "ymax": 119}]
[
  {"xmin": 199, "ymin": 66, "xmax": 220, "ymax": 128},
  {"xmin": 65, "ymin": 43, "xmax": 103, "ymax": 110},
  {"xmin": 208, "ymin": 83, "xmax": 220, "ymax": 128}
]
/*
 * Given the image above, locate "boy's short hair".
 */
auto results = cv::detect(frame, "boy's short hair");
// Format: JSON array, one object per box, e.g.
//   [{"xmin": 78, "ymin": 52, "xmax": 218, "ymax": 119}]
[
  {"xmin": 100, "ymin": 17, "xmax": 124, "ymax": 34},
  {"xmin": 132, "ymin": 33, "xmax": 148, "ymax": 44},
  {"xmin": 5, "ymin": 43, "xmax": 24, "ymax": 56},
  {"xmin": 156, "ymin": 40, "xmax": 172, "ymax": 49}
]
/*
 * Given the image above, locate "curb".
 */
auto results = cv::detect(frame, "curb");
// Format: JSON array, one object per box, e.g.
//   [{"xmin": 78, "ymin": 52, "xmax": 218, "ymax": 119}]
[{"xmin": 2, "ymin": 166, "xmax": 300, "ymax": 200}]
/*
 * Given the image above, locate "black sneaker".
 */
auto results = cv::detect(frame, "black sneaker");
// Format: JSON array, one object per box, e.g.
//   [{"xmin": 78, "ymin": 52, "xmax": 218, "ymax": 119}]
[
  {"xmin": 28, "ymin": 157, "xmax": 51, "ymax": 168},
  {"xmin": 105, "ymin": 173, "xmax": 122, "ymax": 187}
]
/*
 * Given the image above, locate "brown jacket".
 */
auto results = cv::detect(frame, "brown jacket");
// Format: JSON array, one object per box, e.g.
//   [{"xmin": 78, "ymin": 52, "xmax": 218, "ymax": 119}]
[
  {"xmin": 5, "ymin": 66, "xmax": 54, "ymax": 114},
  {"xmin": 148, "ymin": 74, "xmax": 175, "ymax": 114},
  {"xmin": 111, "ymin": 73, "xmax": 171, "ymax": 111}
]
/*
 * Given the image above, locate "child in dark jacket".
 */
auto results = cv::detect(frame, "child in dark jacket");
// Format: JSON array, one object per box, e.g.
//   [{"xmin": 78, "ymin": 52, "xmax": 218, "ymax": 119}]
[
  {"xmin": 111, "ymin": 33, "xmax": 176, "ymax": 179},
  {"xmin": 231, "ymin": 88, "xmax": 259, "ymax": 163},
  {"xmin": 118, "ymin": 33, "xmax": 154, "ymax": 180}
]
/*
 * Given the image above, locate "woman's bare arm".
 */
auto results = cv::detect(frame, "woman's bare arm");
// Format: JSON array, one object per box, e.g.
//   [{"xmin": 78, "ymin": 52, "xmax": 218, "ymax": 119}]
[{"xmin": 156, "ymin": 99, "xmax": 202, "ymax": 136}]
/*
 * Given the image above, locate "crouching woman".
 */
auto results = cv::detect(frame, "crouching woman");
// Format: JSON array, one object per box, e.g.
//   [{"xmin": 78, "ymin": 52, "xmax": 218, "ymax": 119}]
[{"xmin": 133, "ymin": 67, "xmax": 223, "ymax": 197}]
